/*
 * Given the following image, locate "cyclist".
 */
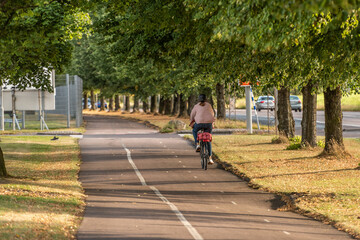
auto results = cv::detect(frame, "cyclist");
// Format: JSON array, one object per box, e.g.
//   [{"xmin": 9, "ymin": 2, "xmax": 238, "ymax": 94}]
[{"xmin": 190, "ymin": 94, "xmax": 215, "ymax": 164}]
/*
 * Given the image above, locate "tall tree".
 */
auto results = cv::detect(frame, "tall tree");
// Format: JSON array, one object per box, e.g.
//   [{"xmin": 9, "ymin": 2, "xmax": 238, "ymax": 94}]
[
  {"xmin": 0, "ymin": 0, "xmax": 92, "ymax": 177},
  {"xmin": 301, "ymin": 83, "xmax": 317, "ymax": 147},
  {"xmin": 115, "ymin": 95, "xmax": 120, "ymax": 111},
  {"xmin": 324, "ymin": 86, "xmax": 344, "ymax": 153},
  {"xmin": 150, "ymin": 95, "xmax": 157, "ymax": 113},
  {"xmin": 277, "ymin": 87, "xmax": 295, "ymax": 138}
]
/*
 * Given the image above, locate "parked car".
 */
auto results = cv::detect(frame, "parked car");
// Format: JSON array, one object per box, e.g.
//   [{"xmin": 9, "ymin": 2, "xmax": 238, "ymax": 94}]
[
  {"xmin": 97, "ymin": 101, "xmax": 108, "ymax": 109},
  {"xmin": 255, "ymin": 96, "xmax": 275, "ymax": 111},
  {"xmin": 290, "ymin": 95, "xmax": 302, "ymax": 112},
  {"xmin": 82, "ymin": 98, "xmax": 92, "ymax": 109}
]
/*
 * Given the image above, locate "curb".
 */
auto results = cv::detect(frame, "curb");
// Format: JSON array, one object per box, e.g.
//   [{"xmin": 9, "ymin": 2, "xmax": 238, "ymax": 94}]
[{"xmin": 37, "ymin": 131, "xmax": 82, "ymax": 136}]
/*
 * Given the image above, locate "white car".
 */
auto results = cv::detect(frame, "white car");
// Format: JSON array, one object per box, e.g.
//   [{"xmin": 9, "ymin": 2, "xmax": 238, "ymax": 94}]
[
  {"xmin": 290, "ymin": 95, "xmax": 302, "ymax": 112},
  {"xmin": 255, "ymin": 96, "xmax": 275, "ymax": 111}
]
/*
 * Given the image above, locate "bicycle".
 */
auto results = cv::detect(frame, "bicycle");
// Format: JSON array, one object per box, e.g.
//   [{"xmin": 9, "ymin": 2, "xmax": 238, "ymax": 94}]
[{"xmin": 197, "ymin": 129, "xmax": 212, "ymax": 170}]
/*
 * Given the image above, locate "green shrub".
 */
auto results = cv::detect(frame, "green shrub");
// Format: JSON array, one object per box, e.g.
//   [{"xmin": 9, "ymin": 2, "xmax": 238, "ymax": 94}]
[
  {"xmin": 159, "ymin": 120, "xmax": 187, "ymax": 133},
  {"xmin": 160, "ymin": 126, "xmax": 175, "ymax": 133},
  {"xmin": 285, "ymin": 136, "xmax": 303, "ymax": 150},
  {"xmin": 317, "ymin": 140, "xmax": 325, "ymax": 148},
  {"xmin": 286, "ymin": 143, "xmax": 302, "ymax": 150},
  {"xmin": 289, "ymin": 136, "xmax": 301, "ymax": 143}
]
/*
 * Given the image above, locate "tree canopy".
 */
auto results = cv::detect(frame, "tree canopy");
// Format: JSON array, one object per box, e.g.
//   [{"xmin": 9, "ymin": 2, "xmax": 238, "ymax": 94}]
[{"xmin": 0, "ymin": 0, "xmax": 92, "ymax": 90}]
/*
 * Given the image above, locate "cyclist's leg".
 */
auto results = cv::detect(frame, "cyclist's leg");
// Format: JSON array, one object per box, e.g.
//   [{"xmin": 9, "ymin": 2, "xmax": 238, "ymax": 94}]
[
  {"xmin": 208, "ymin": 142, "xmax": 212, "ymax": 157},
  {"xmin": 204, "ymin": 142, "xmax": 208, "ymax": 169},
  {"xmin": 203, "ymin": 123, "xmax": 213, "ymax": 159}
]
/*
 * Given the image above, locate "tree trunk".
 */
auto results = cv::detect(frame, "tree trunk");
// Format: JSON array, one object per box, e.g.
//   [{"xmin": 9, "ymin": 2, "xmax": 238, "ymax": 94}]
[
  {"xmin": 115, "ymin": 95, "xmax": 120, "ymax": 111},
  {"xmin": 187, "ymin": 94, "xmax": 197, "ymax": 116},
  {"xmin": 178, "ymin": 93, "xmax": 188, "ymax": 118},
  {"xmin": 109, "ymin": 96, "xmax": 114, "ymax": 111},
  {"xmin": 216, "ymin": 83, "xmax": 226, "ymax": 119},
  {"xmin": 324, "ymin": 86, "xmax": 344, "ymax": 154},
  {"xmin": 164, "ymin": 97, "xmax": 172, "ymax": 115},
  {"xmin": 133, "ymin": 96, "xmax": 139, "ymax": 112},
  {"xmin": 172, "ymin": 94, "xmax": 180, "ymax": 116},
  {"xmin": 100, "ymin": 96, "xmax": 105, "ymax": 111},
  {"xmin": 90, "ymin": 90, "xmax": 95, "ymax": 110},
  {"xmin": 83, "ymin": 92, "xmax": 88, "ymax": 110},
  {"xmin": 125, "ymin": 96, "xmax": 131, "ymax": 111},
  {"xmin": 0, "ymin": 147, "xmax": 7, "ymax": 177},
  {"xmin": 150, "ymin": 95, "xmax": 157, "ymax": 113},
  {"xmin": 142, "ymin": 98, "xmax": 149, "ymax": 113},
  {"xmin": 277, "ymin": 87, "xmax": 295, "ymax": 138},
  {"xmin": 159, "ymin": 96, "xmax": 165, "ymax": 114},
  {"xmin": 301, "ymin": 83, "xmax": 317, "ymax": 147}
]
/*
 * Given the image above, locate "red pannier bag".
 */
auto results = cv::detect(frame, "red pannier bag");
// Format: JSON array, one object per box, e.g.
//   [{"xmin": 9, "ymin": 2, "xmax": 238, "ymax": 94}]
[{"xmin": 197, "ymin": 132, "xmax": 212, "ymax": 142}]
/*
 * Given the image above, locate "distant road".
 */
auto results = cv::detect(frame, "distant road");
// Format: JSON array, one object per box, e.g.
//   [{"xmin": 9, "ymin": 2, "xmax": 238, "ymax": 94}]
[{"xmin": 227, "ymin": 109, "xmax": 360, "ymax": 138}]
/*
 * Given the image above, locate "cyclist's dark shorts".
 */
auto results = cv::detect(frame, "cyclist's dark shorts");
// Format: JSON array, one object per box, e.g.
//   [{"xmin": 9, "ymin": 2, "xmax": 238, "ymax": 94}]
[{"xmin": 194, "ymin": 123, "xmax": 212, "ymax": 133}]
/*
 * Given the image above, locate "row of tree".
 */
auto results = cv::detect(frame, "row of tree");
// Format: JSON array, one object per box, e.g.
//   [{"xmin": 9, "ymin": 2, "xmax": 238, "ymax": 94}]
[
  {"xmin": 86, "ymin": 94, "xmax": 224, "ymax": 119},
  {"xmin": 70, "ymin": 1, "xmax": 360, "ymax": 156},
  {"xmin": 2, "ymin": 1, "xmax": 360, "ymax": 177}
]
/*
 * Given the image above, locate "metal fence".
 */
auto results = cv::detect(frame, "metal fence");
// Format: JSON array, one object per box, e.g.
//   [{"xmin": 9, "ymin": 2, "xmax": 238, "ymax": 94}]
[{"xmin": 0, "ymin": 74, "xmax": 83, "ymax": 131}]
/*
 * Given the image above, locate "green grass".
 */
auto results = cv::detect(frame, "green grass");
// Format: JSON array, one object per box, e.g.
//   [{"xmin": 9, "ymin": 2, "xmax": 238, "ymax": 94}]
[
  {"xmin": 235, "ymin": 98, "xmax": 246, "ymax": 109},
  {"xmin": 317, "ymin": 93, "xmax": 360, "ymax": 111},
  {"xmin": 212, "ymin": 134, "xmax": 360, "ymax": 238},
  {"xmin": 0, "ymin": 136, "xmax": 84, "ymax": 240}
]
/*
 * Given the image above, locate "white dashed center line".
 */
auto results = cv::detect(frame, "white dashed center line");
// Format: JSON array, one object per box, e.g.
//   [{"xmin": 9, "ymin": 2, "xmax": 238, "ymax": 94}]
[
  {"xmin": 123, "ymin": 144, "xmax": 203, "ymax": 240},
  {"xmin": 231, "ymin": 201, "xmax": 237, "ymax": 205},
  {"xmin": 264, "ymin": 219, "xmax": 270, "ymax": 223}
]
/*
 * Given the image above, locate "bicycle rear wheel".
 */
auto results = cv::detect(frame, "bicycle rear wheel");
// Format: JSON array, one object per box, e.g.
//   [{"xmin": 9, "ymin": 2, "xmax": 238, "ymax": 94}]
[
  {"xmin": 200, "ymin": 141, "xmax": 205, "ymax": 169},
  {"xmin": 200, "ymin": 141, "xmax": 208, "ymax": 170}
]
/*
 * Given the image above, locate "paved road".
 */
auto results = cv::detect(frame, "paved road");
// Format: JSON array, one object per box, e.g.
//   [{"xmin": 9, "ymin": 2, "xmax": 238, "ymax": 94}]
[
  {"xmin": 227, "ymin": 110, "xmax": 360, "ymax": 138},
  {"xmin": 77, "ymin": 115, "xmax": 353, "ymax": 240}
]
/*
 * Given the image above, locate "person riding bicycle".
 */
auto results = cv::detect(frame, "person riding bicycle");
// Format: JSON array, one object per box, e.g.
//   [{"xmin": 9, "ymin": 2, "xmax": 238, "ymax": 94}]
[{"xmin": 190, "ymin": 94, "xmax": 215, "ymax": 164}]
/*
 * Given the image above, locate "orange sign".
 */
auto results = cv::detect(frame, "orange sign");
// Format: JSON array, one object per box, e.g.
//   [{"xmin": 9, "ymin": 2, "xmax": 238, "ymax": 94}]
[{"xmin": 239, "ymin": 82, "xmax": 251, "ymax": 86}]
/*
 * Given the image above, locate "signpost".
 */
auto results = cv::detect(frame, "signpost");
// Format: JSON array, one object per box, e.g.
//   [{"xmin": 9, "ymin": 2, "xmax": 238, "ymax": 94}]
[
  {"xmin": 250, "ymin": 87, "xmax": 260, "ymax": 130},
  {"xmin": 239, "ymin": 81, "xmax": 260, "ymax": 134}
]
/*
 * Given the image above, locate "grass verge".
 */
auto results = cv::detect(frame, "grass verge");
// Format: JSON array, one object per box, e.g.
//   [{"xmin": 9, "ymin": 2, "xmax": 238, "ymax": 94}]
[
  {"xmin": 317, "ymin": 93, "xmax": 360, "ymax": 111},
  {"xmin": 0, "ymin": 136, "xmax": 84, "ymax": 239},
  {"xmin": 211, "ymin": 134, "xmax": 360, "ymax": 239}
]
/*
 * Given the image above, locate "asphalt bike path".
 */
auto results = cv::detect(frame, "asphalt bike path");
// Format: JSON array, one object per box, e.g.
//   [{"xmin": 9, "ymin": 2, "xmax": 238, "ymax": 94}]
[{"xmin": 77, "ymin": 115, "xmax": 352, "ymax": 240}]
